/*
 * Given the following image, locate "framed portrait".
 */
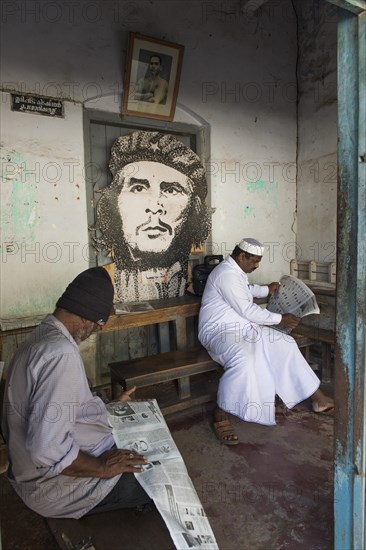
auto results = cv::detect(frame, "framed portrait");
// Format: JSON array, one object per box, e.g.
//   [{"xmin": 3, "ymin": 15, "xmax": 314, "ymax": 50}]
[{"xmin": 122, "ymin": 33, "xmax": 184, "ymax": 121}]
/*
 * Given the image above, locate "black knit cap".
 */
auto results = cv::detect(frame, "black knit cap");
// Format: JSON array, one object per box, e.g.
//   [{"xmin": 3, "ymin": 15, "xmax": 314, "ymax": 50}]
[{"xmin": 56, "ymin": 267, "xmax": 114, "ymax": 324}]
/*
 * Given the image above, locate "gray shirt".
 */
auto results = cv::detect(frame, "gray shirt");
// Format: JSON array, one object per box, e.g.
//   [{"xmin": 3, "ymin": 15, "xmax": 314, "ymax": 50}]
[{"xmin": 2, "ymin": 315, "xmax": 120, "ymax": 518}]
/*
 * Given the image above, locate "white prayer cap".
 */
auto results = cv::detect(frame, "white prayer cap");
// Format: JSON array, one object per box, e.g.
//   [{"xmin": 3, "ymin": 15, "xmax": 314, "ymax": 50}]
[{"xmin": 238, "ymin": 238, "xmax": 265, "ymax": 256}]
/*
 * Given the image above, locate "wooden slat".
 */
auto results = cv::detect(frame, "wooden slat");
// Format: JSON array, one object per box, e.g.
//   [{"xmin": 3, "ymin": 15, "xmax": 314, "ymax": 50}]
[
  {"xmin": 293, "ymin": 325, "xmax": 335, "ymax": 384},
  {"xmin": 109, "ymin": 347, "xmax": 220, "ymax": 390},
  {"xmin": 175, "ymin": 315, "xmax": 187, "ymax": 350},
  {"xmin": 292, "ymin": 334, "xmax": 316, "ymax": 348},
  {"xmin": 136, "ymin": 371, "xmax": 221, "ymax": 415},
  {"xmin": 292, "ymin": 324, "xmax": 335, "ymax": 344},
  {"xmin": 104, "ymin": 296, "xmax": 201, "ymax": 333},
  {"xmin": 161, "ymin": 392, "xmax": 217, "ymax": 415},
  {"xmin": 177, "ymin": 376, "xmax": 191, "ymax": 399}
]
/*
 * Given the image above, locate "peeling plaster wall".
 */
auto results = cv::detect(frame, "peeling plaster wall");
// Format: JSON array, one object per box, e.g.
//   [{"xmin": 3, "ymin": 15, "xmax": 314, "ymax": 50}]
[
  {"xmin": 0, "ymin": 95, "xmax": 89, "ymax": 322},
  {"xmin": 0, "ymin": 0, "xmax": 298, "ymax": 323},
  {"xmin": 295, "ymin": 0, "xmax": 338, "ymax": 262}
]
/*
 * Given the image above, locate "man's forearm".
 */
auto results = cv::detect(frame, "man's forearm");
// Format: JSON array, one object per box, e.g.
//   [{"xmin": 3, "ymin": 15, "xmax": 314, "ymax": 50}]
[
  {"xmin": 61, "ymin": 450, "xmax": 107, "ymax": 478},
  {"xmin": 61, "ymin": 448, "xmax": 147, "ymax": 479}
]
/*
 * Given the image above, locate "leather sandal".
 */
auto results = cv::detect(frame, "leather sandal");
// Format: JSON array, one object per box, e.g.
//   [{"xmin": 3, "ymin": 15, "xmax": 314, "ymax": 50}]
[
  {"xmin": 312, "ymin": 405, "xmax": 334, "ymax": 416},
  {"xmin": 213, "ymin": 419, "xmax": 239, "ymax": 445}
]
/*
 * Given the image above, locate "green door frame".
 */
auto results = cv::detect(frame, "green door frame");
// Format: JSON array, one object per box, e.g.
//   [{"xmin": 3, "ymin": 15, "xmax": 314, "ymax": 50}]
[{"xmin": 327, "ymin": 0, "xmax": 366, "ymax": 548}]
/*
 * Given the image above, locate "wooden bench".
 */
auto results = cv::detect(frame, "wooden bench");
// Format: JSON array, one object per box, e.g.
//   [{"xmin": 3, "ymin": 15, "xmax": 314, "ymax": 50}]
[
  {"xmin": 104, "ymin": 295, "xmax": 222, "ymax": 413},
  {"xmin": 109, "ymin": 331, "xmax": 319, "ymax": 415},
  {"xmin": 292, "ymin": 333, "xmax": 317, "ymax": 361},
  {"xmin": 290, "ymin": 259, "xmax": 336, "ymax": 284},
  {"xmin": 109, "ymin": 346, "xmax": 221, "ymax": 414},
  {"xmin": 292, "ymin": 324, "xmax": 335, "ymax": 383},
  {"xmin": 106, "ymin": 294, "xmax": 335, "ymax": 411},
  {"xmin": 284, "ymin": 273, "xmax": 336, "ymax": 383}
]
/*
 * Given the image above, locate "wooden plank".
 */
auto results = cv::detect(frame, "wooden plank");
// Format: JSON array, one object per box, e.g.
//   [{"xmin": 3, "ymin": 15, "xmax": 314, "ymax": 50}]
[
  {"xmin": 175, "ymin": 315, "xmax": 187, "ymax": 350},
  {"xmin": 177, "ymin": 376, "xmax": 191, "ymax": 399},
  {"xmin": 292, "ymin": 324, "xmax": 335, "ymax": 344},
  {"xmin": 292, "ymin": 334, "xmax": 316, "ymax": 348},
  {"xmin": 329, "ymin": 262, "xmax": 337, "ymax": 284},
  {"xmin": 309, "ymin": 260, "xmax": 317, "ymax": 281},
  {"xmin": 152, "ymin": 371, "xmax": 221, "ymax": 415},
  {"xmin": 158, "ymin": 322, "xmax": 171, "ymax": 352},
  {"xmin": 161, "ymin": 392, "xmax": 217, "ymax": 415},
  {"xmin": 103, "ymin": 296, "xmax": 201, "ymax": 333},
  {"xmin": 321, "ymin": 342, "xmax": 332, "ymax": 384},
  {"xmin": 293, "ymin": 325, "xmax": 334, "ymax": 384},
  {"xmin": 128, "ymin": 326, "xmax": 148, "ymax": 359},
  {"xmin": 290, "ymin": 259, "xmax": 299, "ymax": 277},
  {"xmin": 109, "ymin": 348, "xmax": 220, "ymax": 390}
]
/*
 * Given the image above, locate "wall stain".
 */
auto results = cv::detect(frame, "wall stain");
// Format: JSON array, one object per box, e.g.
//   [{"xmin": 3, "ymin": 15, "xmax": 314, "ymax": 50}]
[
  {"xmin": 246, "ymin": 179, "xmax": 278, "ymax": 206},
  {"xmin": 0, "ymin": 149, "xmax": 39, "ymax": 243},
  {"xmin": 244, "ymin": 205, "xmax": 254, "ymax": 216}
]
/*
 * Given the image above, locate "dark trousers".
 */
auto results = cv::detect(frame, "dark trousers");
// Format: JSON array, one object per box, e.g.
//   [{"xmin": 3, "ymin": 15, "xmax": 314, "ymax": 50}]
[{"xmin": 86, "ymin": 473, "xmax": 151, "ymax": 515}]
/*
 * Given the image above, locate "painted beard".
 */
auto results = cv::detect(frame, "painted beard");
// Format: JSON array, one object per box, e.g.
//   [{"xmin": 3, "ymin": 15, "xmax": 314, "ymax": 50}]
[
  {"xmin": 116, "ymin": 207, "xmax": 195, "ymax": 271},
  {"xmin": 126, "ymin": 236, "xmax": 190, "ymax": 270}
]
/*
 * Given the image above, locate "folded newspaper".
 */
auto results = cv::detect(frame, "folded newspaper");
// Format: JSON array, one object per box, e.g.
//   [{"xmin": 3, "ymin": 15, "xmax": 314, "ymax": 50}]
[
  {"xmin": 266, "ymin": 275, "xmax": 320, "ymax": 333},
  {"xmin": 107, "ymin": 399, "xmax": 219, "ymax": 550}
]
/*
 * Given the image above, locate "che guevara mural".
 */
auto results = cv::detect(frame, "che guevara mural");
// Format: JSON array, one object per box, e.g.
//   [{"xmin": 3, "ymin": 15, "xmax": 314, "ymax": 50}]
[{"xmin": 95, "ymin": 131, "xmax": 212, "ymax": 302}]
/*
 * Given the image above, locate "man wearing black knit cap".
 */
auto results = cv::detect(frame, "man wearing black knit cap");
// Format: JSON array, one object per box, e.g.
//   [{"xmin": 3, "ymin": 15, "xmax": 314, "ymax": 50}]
[{"xmin": 2, "ymin": 267, "xmax": 151, "ymax": 519}]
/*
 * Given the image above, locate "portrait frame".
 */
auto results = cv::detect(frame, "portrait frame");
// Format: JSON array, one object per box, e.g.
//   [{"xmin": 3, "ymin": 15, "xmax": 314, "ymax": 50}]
[{"xmin": 122, "ymin": 33, "xmax": 184, "ymax": 121}]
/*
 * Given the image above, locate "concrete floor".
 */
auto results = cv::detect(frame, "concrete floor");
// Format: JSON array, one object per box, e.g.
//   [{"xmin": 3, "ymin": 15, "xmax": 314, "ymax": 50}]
[
  {"xmin": 0, "ymin": 393, "xmax": 334, "ymax": 550},
  {"xmin": 169, "ymin": 400, "xmax": 334, "ymax": 550}
]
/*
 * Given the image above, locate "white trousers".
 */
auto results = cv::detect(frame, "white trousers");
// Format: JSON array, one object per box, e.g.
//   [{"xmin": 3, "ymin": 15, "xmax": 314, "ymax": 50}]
[{"xmin": 206, "ymin": 325, "xmax": 320, "ymax": 426}]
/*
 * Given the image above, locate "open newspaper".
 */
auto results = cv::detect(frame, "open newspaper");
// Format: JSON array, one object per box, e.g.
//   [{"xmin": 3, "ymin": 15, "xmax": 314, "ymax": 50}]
[
  {"xmin": 107, "ymin": 399, "xmax": 219, "ymax": 550},
  {"xmin": 266, "ymin": 275, "xmax": 320, "ymax": 333}
]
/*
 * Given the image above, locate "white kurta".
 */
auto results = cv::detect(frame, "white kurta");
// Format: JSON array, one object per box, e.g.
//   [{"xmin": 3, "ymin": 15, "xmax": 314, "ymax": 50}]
[{"xmin": 198, "ymin": 256, "xmax": 320, "ymax": 425}]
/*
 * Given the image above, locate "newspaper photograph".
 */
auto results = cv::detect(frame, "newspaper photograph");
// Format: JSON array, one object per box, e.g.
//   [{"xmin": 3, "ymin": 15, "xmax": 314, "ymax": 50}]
[
  {"xmin": 107, "ymin": 399, "xmax": 219, "ymax": 550},
  {"xmin": 266, "ymin": 275, "xmax": 320, "ymax": 333}
]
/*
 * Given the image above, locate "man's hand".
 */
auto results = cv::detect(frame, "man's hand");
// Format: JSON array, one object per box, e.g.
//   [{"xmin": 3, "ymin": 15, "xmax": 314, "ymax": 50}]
[
  {"xmin": 268, "ymin": 282, "xmax": 281, "ymax": 295},
  {"xmin": 99, "ymin": 448, "xmax": 147, "ymax": 478},
  {"xmin": 62, "ymin": 447, "xmax": 147, "ymax": 478},
  {"xmin": 117, "ymin": 386, "xmax": 136, "ymax": 402},
  {"xmin": 108, "ymin": 385, "xmax": 136, "ymax": 404},
  {"xmin": 281, "ymin": 314, "xmax": 300, "ymax": 329}
]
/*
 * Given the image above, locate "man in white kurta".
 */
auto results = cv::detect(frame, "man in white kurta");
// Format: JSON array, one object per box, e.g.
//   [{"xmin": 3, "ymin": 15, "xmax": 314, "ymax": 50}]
[{"xmin": 198, "ymin": 238, "xmax": 333, "ymax": 444}]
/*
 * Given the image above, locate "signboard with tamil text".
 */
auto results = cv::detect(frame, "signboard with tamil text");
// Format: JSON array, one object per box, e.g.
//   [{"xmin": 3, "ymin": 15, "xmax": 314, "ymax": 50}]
[{"xmin": 11, "ymin": 94, "xmax": 64, "ymax": 118}]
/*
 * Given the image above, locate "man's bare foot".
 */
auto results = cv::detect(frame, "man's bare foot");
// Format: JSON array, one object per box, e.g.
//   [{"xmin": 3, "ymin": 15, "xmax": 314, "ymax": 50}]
[
  {"xmin": 213, "ymin": 406, "xmax": 239, "ymax": 445},
  {"xmin": 310, "ymin": 388, "xmax": 334, "ymax": 415}
]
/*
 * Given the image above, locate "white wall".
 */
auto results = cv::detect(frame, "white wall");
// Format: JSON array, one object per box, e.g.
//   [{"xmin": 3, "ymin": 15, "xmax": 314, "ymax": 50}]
[
  {"xmin": 0, "ymin": 95, "xmax": 89, "ymax": 325},
  {"xmin": 0, "ymin": 0, "xmax": 298, "ymax": 323},
  {"xmin": 295, "ymin": 0, "xmax": 338, "ymax": 263}
]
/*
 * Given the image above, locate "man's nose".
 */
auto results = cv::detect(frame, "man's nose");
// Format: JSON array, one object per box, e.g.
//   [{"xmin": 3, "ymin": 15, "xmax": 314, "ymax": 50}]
[{"xmin": 145, "ymin": 198, "xmax": 166, "ymax": 216}]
